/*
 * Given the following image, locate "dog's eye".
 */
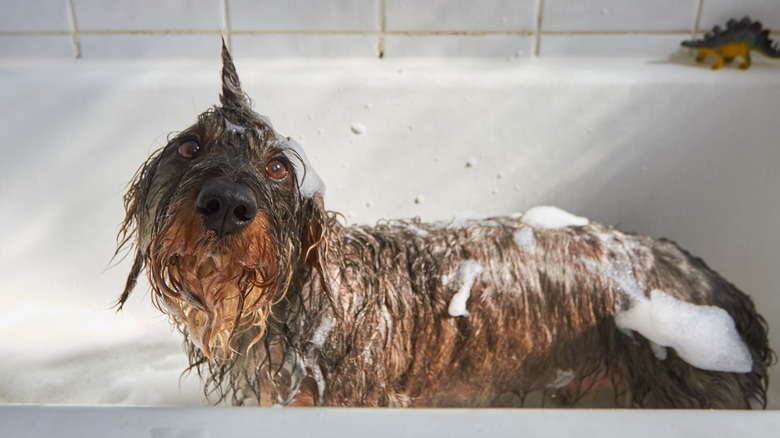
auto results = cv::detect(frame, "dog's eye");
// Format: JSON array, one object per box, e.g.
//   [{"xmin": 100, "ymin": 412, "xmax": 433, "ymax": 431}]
[
  {"xmin": 178, "ymin": 140, "xmax": 201, "ymax": 159},
  {"xmin": 266, "ymin": 159, "xmax": 287, "ymax": 180}
]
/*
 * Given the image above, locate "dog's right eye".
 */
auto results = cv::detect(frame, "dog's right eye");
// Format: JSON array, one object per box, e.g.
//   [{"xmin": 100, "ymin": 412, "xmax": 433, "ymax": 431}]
[{"xmin": 178, "ymin": 140, "xmax": 201, "ymax": 159}]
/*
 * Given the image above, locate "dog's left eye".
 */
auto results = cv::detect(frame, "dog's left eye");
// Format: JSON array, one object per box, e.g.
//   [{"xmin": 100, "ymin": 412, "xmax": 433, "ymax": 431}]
[
  {"xmin": 178, "ymin": 140, "xmax": 201, "ymax": 159},
  {"xmin": 266, "ymin": 159, "xmax": 287, "ymax": 180}
]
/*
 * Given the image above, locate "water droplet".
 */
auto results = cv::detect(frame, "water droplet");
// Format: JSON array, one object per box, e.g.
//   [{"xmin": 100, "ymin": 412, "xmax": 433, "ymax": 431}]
[
  {"xmin": 351, "ymin": 123, "xmax": 367, "ymax": 134},
  {"xmin": 466, "ymin": 157, "xmax": 478, "ymax": 168},
  {"xmin": 414, "ymin": 194, "xmax": 425, "ymax": 204}
]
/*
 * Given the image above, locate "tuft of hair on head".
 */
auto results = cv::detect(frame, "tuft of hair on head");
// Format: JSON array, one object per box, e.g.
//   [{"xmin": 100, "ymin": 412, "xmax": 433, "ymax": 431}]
[{"xmin": 220, "ymin": 39, "xmax": 252, "ymax": 113}]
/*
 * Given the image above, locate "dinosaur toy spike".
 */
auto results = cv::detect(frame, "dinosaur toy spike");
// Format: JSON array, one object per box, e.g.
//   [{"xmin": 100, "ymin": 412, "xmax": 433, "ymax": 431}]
[{"xmin": 681, "ymin": 16, "xmax": 780, "ymax": 70}]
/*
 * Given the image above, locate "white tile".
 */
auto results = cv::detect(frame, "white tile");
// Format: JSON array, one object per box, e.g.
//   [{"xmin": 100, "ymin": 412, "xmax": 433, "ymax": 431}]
[
  {"xmin": 229, "ymin": 0, "xmax": 377, "ymax": 31},
  {"xmin": 384, "ymin": 35, "xmax": 534, "ymax": 57},
  {"xmin": 385, "ymin": 0, "xmax": 537, "ymax": 31},
  {"xmin": 231, "ymin": 34, "xmax": 378, "ymax": 57},
  {"xmin": 539, "ymin": 34, "xmax": 687, "ymax": 57},
  {"xmin": 0, "ymin": 35, "xmax": 74, "ymax": 58},
  {"xmin": 0, "ymin": 0, "xmax": 71, "ymax": 32},
  {"xmin": 73, "ymin": 0, "xmax": 223, "ymax": 31},
  {"xmin": 699, "ymin": 0, "xmax": 780, "ymax": 31},
  {"xmin": 79, "ymin": 34, "xmax": 222, "ymax": 58},
  {"xmin": 543, "ymin": 0, "xmax": 698, "ymax": 32}
]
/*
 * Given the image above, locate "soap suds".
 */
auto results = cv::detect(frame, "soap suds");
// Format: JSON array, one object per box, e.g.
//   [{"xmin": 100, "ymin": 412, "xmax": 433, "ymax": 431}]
[
  {"xmin": 513, "ymin": 227, "xmax": 536, "ymax": 249},
  {"xmin": 649, "ymin": 341, "xmax": 668, "ymax": 361},
  {"xmin": 581, "ymin": 231, "xmax": 752, "ymax": 373},
  {"xmin": 224, "ymin": 120, "xmax": 246, "ymax": 133},
  {"xmin": 521, "ymin": 205, "xmax": 589, "ymax": 229},
  {"xmin": 278, "ymin": 135, "xmax": 326, "ymax": 199},
  {"xmin": 547, "ymin": 369, "xmax": 575, "ymax": 389},
  {"xmin": 443, "ymin": 213, "xmax": 489, "ymax": 229},
  {"xmin": 615, "ymin": 289, "xmax": 753, "ymax": 373},
  {"xmin": 310, "ymin": 314, "xmax": 334, "ymax": 349},
  {"xmin": 405, "ymin": 223, "xmax": 430, "ymax": 238},
  {"xmin": 441, "ymin": 273, "xmax": 454, "ymax": 287},
  {"xmin": 447, "ymin": 260, "xmax": 484, "ymax": 317},
  {"xmin": 350, "ymin": 123, "xmax": 366, "ymax": 134}
]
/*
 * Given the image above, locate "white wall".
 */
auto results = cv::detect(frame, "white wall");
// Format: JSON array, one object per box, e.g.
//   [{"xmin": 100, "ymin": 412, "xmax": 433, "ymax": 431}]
[{"xmin": 0, "ymin": 0, "xmax": 778, "ymax": 58}]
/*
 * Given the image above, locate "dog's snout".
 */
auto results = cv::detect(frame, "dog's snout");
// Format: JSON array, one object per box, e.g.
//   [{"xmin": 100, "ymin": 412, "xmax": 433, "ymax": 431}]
[{"xmin": 195, "ymin": 181, "xmax": 257, "ymax": 236}]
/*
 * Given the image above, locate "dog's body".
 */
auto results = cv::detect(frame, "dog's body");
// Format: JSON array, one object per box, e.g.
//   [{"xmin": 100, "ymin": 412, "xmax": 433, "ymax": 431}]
[{"xmin": 117, "ymin": 45, "xmax": 772, "ymax": 409}]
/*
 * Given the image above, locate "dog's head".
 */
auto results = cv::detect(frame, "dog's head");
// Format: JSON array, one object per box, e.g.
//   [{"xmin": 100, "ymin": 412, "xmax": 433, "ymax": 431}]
[{"xmin": 117, "ymin": 42, "xmax": 327, "ymax": 360}]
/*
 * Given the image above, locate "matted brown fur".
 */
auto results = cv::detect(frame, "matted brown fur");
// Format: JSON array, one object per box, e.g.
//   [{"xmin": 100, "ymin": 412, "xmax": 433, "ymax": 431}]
[{"xmin": 117, "ymin": 43, "xmax": 772, "ymax": 408}]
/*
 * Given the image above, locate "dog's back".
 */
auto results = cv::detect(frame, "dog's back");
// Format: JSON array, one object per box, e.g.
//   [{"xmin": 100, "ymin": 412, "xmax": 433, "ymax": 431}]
[{"xmin": 217, "ymin": 213, "xmax": 770, "ymax": 408}]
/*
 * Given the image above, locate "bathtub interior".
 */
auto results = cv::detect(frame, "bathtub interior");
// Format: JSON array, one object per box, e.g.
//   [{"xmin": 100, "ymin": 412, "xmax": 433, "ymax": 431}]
[{"xmin": 0, "ymin": 55, "xmax": 778, "ymax": 411}]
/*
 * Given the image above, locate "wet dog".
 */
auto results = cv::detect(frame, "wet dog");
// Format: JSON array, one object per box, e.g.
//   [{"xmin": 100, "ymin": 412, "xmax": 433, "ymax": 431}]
[{"xmin": 117, "ymin": 44, "xmax": 772, "ymax": 408}]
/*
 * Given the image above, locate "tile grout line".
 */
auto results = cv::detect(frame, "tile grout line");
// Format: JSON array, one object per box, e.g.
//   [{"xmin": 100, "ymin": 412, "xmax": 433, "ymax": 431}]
[
  {"xmin": 693, "ymin": 0, "xmax": 705, "ymax": 37},
  {"xmin": 65, "ymin": 0, "xmax": 81, "ymax": 59},
  {"xmin": 0, "ymin": 29, "xmax": 699, "ymax": 37},
  {"xmin": 222, "ymin": 0, "xmax": 232, "ymax": 51},
  {"xmin": 377, "ymin": 0, "xmax": 386, "ymax": 58},
  {"xmin": 534, "ymin": 0, "xmax": 544, "ymax": 56}
]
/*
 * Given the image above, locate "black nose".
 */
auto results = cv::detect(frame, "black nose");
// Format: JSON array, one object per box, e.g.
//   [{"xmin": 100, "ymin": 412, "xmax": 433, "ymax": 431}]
[{"xmin": 195, "ymin": 181, "xmax": 258, "ymax": 237}]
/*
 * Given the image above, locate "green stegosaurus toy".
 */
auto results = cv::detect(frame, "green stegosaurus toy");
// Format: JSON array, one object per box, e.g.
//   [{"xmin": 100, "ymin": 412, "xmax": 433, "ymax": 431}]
[{"xmin": 682, "ymin": 16, "xmax": 780, "ymax": 70}]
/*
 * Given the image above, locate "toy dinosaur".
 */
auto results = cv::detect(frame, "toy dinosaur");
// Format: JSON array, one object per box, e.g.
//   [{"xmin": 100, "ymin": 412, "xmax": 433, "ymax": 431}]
[{"xmin": 682, "ymin": 16, "xmax": 780, "ymax": 70}]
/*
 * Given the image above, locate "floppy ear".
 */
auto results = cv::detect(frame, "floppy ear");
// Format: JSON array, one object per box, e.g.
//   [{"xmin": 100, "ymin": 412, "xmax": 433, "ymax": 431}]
[
  {"xmin": 302, "ymin": 192, "xmax": 327, "ymax": 273},
  {"xmin": 220, "ymin": 39, "xmax": 252, "ymax": 111},
  {"xmin": 117, "ymin": 249, "xmax": 145, "ymax": 310},
  {"xmin": 114, "ymin": 147, "xmax": 164, "ymax": 310},
  {"xmin": 301, "ymin": 192, "xmax": 343, "ymax": 315}
]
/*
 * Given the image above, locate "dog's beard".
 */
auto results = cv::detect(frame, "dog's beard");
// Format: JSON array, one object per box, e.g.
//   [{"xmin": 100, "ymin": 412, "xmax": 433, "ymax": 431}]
[{"xmin": 148, "ymin": 201, "xmax": 278, "ymax": 360}]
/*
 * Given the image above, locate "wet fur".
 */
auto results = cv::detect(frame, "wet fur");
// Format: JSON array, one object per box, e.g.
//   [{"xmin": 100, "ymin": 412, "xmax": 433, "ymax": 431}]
[{"xmin": 118, "ymin": 43, "xmax": 772, "ymax": 408}]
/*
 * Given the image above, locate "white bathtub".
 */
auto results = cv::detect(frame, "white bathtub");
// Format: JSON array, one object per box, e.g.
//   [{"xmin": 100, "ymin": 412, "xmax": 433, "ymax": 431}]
[{"xmin": 0, "ymin": 56, "xmax": 778, "ymax": 433}]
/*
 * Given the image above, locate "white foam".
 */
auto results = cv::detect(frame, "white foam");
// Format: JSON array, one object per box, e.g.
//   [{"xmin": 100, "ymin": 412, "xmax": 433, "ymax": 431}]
[
  {"xmin": 447, "ymin": 260, "xmax": 484, "ymax": 317},
  {"xmin": 224, "ymin": 120, "xmax": 246, "ymax": 134},
  {"xmin": 310, "ymin": 314, "xmax": 333, "ymax": 349},
  {"xmin": 520, "ymin": 205, "xmax": 589, "ymax": 229},
  {"xmin": 278, "ymin": 135, "xmax": 326, "ymax": 199},
  {"xmin": 615, "ymin": 289, "xmax": 753, "ymax": 373},
  {"xmin": 649, "ymin": 341, "xmax": 668, "ymax": 361},
  {"xmin": 513, "ymin": 227, "xmax": 536, "ymax": 249},
  {"xmin": 587, "ymin": 233, "xmax": 752, "ymax": 373},
  {"xmin": 0, "ymin": 303, "xmax": 206, "ymax": 406},
  {"xmin": 256, "ymin": 112, "xmax": 274, "ymax": 129},
  {"xmin": 442, "ymin": 213, "xmax": 489, "ymax": 229},
  {"xmin": 350, "ymin": 123, "xmax": 367, "ymax": 134},
  {"xmin": 381, "ymin": 305, "xmax": 393, "ymax": 333},
  {"xmin": 405, "ymin": 222, "xmax": 430, "ymax": 238},
  {"xmin": 441, "ymin": 272, "xmax": 454, "ymax": 287},
  {"xmin": 547, "ymin": 369, "xmax": 575, "ymax": 389}
]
